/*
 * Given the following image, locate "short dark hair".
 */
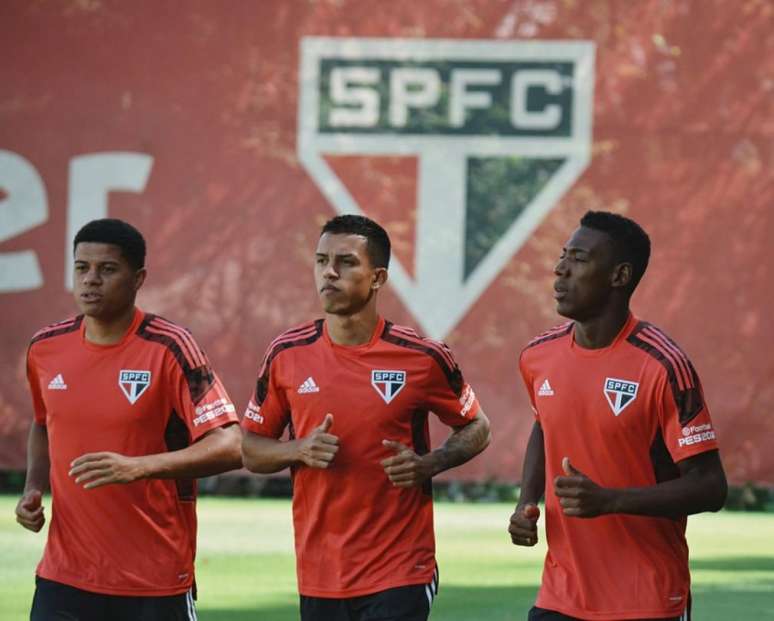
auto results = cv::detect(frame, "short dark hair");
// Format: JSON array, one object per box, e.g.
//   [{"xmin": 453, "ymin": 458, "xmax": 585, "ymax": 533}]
[
  {"xmin": 580, "ymin": 210, "xmax": 651, "ymax": 291},
  {"xmin": 73, "ymin": 219, "xmax": 146, "ymax": 270},
  {"xmin": 321, "ymin": 214, "xmax": 391, "ymax": 269}
]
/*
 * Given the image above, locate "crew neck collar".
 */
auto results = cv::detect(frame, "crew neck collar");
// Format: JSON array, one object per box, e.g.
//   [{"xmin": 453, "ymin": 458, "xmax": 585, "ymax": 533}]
[
  {"xmin": 80, "ymin": 307, "xmax": 143, "ymax": 351},
  {"xmin": 569, "ymin": 312, "xmax": 637, "ymax": 357},
  {"xmin": 323, "ymin": 315, "xmax": 385, "ymax": 351}
]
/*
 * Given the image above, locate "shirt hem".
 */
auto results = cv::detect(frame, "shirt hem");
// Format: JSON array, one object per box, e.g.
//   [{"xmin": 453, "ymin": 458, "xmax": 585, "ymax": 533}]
[
  {"xmin": 36, "ymin": 571, "xmax": 192, "ymax": 597},
  {"xmin": 536, "ymin": 600, "xmax": 684, "ymax": 620},
  {"xmin": 300, "ymin": 574, "xmax": 434, "ymax": 599}
]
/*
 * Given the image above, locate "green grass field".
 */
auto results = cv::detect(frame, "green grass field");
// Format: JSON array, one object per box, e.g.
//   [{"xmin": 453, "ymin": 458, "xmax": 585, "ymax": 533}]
[{"xmin": 2, "ymin": 496, "xmax": 773, "ymax": 620}]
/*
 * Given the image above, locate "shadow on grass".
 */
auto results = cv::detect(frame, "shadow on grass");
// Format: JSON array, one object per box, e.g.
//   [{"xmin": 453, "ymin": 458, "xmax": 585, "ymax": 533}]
[
  {"xmin": 691, "ymin": 555, "xmax": 774, "ymax": 572},
  {"xmin": 197, "ymin": 578, "xmax": 774, "ymax": 621}
]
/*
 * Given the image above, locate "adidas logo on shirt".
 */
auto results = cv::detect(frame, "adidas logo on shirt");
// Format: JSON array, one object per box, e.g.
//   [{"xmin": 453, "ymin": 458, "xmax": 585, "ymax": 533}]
[
  {"xmin": 48, "ymin": 374, "xmax": 67, "ymax": 390},
  {"xmin": 537, "ymin": 379, "xmax": 554, "ymax": 396},
  {"xmin": 297, "ymin": 376, "xmax": 320, "ymax": 394}
]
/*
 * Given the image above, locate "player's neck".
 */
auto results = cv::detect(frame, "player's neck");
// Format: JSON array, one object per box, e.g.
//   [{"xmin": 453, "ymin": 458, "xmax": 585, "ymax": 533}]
[
  {"xmin": 573, "ymin": 304, "xmax": 630, "ymax": 350},
  {"xmin": 325, "ymin": 308, "xmax": 380, "ymax": 346},
  {"xmin": 83, "ymin": 306, "xmax": 137, "ymax": 345}
]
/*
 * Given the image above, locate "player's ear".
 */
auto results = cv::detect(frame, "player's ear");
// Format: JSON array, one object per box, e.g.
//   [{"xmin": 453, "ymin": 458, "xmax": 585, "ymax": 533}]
[
  {"xmin": 372, "ymin": 267, "xmax": 388, "ymax": 290},
  {"xmin": 611, "ymin": 262, "xmax": 631, "ymax": 290},
  {"xmin": 134, "ymin": 267, "xmax": 147, "ymax": 292}
]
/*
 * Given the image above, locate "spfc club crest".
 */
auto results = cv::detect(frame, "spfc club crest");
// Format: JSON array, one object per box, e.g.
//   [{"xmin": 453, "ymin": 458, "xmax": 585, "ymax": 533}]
[
  {"xmin": 119, "ymin": 369, "xmax": 152, "ymax": 405},
  {"xmin": 371, "ymin": 370, "xmax": 407, "ymax": 404},
  {"xmin": 299, "ymin": 37, "xmax": 595, "ymax": 339},
  {"xmin": 603, "ymin": 377, "xmax": 639, "ymax": 416}
]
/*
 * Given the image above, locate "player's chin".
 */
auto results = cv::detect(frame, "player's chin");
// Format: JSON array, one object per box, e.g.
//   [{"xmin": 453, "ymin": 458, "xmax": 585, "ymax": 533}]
[{"xmin": 555, "ymin": 299, "xmax": 580, "ymax": 320}]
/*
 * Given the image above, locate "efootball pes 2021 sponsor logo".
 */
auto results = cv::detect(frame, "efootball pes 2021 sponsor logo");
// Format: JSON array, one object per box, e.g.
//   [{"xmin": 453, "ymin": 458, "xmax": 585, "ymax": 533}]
[
  {"xmin": 371, "ymin": 370, "xmax": 407, "ymax": 404},
  {"xmin": 118, "ymin": 369, "xmax": 151, "ymax": 405},
  {"xmin": 679, "ymin": 422, "xmax": 716, "ymax": 448},
  {"xmin": 299, "ymin": 37, "xmax": 595, "ymax": 339},
  {"xmin": 603, "ymin": 377, "xmax": 638, "ymax": 416},
  {"xmin": 244, "ymin": 401, "xmax": 264, "ymax": 424},
  {"xmin": 193, "ymin": 398, "xmax": 236, "ymax": 427},
  {"xmin": 458, "ymin": 384, "xmax": 477, "ymax": 417}
]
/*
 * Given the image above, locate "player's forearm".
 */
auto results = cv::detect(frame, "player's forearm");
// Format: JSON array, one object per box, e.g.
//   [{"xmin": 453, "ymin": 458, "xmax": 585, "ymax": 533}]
[
  {"xmin": 141, "ymin": 424, "xmax": 243, "ymax": 480},
  {"xmin": 241, "ymin": 432, "xmax": 304, "ymax": 474},
  {"xmin": 24, "ymin": 422, "xmax": 50, "ymax": 493},
  {"xmin": 516, "ymin": 421, "xmax": 546, "ymax": 508},
  {"xmin": 426, "ymin": 411, "xmax": 491, "ymax": 477},
  {"xmin": 608, "ymin": 450, "xmax": 727, "ymax": 518}
]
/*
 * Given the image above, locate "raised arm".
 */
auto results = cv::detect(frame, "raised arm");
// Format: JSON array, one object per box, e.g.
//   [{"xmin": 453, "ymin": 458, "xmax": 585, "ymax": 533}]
[
  {"xmin": 242, "ymin": 413, "xmax": 340, "ymax": 474},
  {"xmin": 381, "ymin": 410, "xmax": 491, "ymax": 488},
  {"xmin": 68, "ymin": 423, "xmax": 243, "ymax": 489},
  {"xmin": 554, "ymin": 449, "xmax": 727, "ymax": 519}
]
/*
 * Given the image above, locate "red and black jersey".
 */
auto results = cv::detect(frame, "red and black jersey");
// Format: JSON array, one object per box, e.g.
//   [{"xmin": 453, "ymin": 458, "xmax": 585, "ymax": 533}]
[
  {"xmin": 242, "ymin": 316, "xmax": 480, "ymax": 598},
  {"xmin": 27, "ymin": 308, "xmax": 238, "ymax": 596},
  {"xmin": 520, "ymin": 313, "xmax": 718, "ymax": 620}
]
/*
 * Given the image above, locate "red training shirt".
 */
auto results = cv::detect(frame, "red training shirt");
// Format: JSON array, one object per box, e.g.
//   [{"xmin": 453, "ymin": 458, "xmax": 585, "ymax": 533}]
[
  {"xmin": 519, "ymin": 314, "xmax": 719, "ymax": 620},
  {"xmin": 242, "ymin": 316, "xmax": 480, "ymax": 598},
  {"xmin": 26, "ymin": 308, "xmax": 238, "ymax": 596}
]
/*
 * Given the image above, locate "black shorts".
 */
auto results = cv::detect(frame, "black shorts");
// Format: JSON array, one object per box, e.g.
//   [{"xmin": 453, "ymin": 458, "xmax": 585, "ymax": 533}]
[
  {"xmin": 528, "ymin": 602, "xmax": 691, "ymax": 621},
  {"xmin": 300, "ymin": 568, "xmax": 439, "ymax": 621},
  {"xmin": 30, "ymin": 576, "xmax": 197, "ymax": 621}
]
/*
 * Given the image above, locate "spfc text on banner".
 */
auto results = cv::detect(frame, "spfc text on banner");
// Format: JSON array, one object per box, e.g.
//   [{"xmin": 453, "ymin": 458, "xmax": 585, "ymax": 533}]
[{"xmin": 299, "ymin": 37, "xmax": 595, "ymax": 339}]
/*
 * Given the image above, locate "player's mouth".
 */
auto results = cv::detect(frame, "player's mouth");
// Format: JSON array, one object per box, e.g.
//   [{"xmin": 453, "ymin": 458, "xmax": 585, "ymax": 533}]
[
  {"xmin": 80, "ymin": 291, "xmax": 102, "ymax": 303},
  {"xmin": 320, "ymin": 284, "xmax": 339, "ymax": 294},
  {"xmin": 553, "ymin": 282, "xmax": 568, "ymax": 300}
]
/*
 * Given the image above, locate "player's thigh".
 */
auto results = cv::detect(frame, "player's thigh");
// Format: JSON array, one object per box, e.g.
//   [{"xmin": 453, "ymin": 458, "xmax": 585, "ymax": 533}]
[
  {"xmin": 300, "ymin": 595, "xmax": 352, "ymax": 621},
  {"xmin": 108, "ymin": 588, "xmax": 196, "ymax": 621},
  {"xmin": 30, "ymin": 576, "xmax": 106, "ymax": 621},
  {"xmin": 354, "ymin": 583, "xmax": 433, "ymax": 621}
]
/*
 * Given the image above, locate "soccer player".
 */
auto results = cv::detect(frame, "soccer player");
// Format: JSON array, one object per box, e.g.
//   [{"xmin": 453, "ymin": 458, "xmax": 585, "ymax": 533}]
[
  {"xmin": 15, "ymin": 219, "xmax": 242, "ymax": 621},
  {"xmin": 508, "ymin": 211, "xmax": 728, "ymax": 621},
  {"xmin": 241, "ymin": 214, "xmax": 491, "ymax": 621}
]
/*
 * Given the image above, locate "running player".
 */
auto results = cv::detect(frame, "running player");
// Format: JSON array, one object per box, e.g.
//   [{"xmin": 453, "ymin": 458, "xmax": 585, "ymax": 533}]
[
  {"xmin": 16, "ymin": 219, "xmax": 242, "ymax": 621},
  {"xmin": 241, "ymin": 214, "xmax": 491, "ymax": 621},
  {"xmin": 509, "ymin": 211, "xmax": 727, "ymax": 620}
]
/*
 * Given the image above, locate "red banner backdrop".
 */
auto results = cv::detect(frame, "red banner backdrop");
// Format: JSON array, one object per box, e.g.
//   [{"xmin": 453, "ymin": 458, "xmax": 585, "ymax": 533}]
[{"xmin": 1, "ymin": 1, "xmax": 772, "ymax": 483}]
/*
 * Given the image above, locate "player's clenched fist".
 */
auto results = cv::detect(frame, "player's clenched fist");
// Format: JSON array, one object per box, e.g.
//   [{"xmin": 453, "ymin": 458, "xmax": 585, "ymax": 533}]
[
  {"xmin": 16, "ymin": 489, "xmax": 46, "ymax": 532},
  {"xmin": 508, "ymin": 503, "xmax": 540, "ymax": 546},
  {"xmin": 380, "ymin": 440, "xmax": 433, "ymax": 488},
  {"xmin": 297, "ymin": 413, "xmax": 339, "ymax": 469}
]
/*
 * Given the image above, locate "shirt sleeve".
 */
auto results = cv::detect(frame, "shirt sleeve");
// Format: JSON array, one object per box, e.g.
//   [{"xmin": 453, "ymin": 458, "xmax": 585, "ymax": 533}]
[
  {"xmin": 241, "ymin": 348, "xmax": 291, "ymax": 438},
  {"xmin": 168, "ymin": 337, "xmax": 238, "ymax": 442},
  {"xmin": 658, "ymin": 363, "xmax": 718, "ymax": 462},
  {"xmin": 424, "ymin": 342, "xmax": 480, "ymax": 428},
  {"xmin": 518, "ymin": 350, "xmax": 538, "ymax": 420},
  {"xmin": 26, "ymin": 347, "xmax": 47, "ymax": 426}
]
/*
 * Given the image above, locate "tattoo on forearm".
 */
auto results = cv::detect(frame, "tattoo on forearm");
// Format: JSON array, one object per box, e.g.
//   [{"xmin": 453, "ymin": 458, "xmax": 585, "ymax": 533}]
[{"xmin": 432, "ymin": 418, "xmax": 489, "ymax": 475}]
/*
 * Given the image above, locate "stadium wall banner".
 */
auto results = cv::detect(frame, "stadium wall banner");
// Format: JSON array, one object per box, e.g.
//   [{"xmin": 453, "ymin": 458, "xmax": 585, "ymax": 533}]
[{"xmin": 1, "ymin": 1, "xmax": 772, "ymax": 484}]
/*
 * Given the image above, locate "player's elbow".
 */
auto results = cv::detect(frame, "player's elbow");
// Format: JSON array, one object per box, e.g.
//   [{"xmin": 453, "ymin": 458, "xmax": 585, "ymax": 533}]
[
  {"xmin": 472, "ymin": 411, "xmax": 492, "ymax": 454},
  {"xmin": 214, "ymin": 424, "xmax": 244, "ymax": 472},
  {"xmin": 697, "ymin": 467, "xmax": 728, "ymax": 513},
  {"xmin": 708, "ymin": 471, "xmax": 728, "ymax": 512}
]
